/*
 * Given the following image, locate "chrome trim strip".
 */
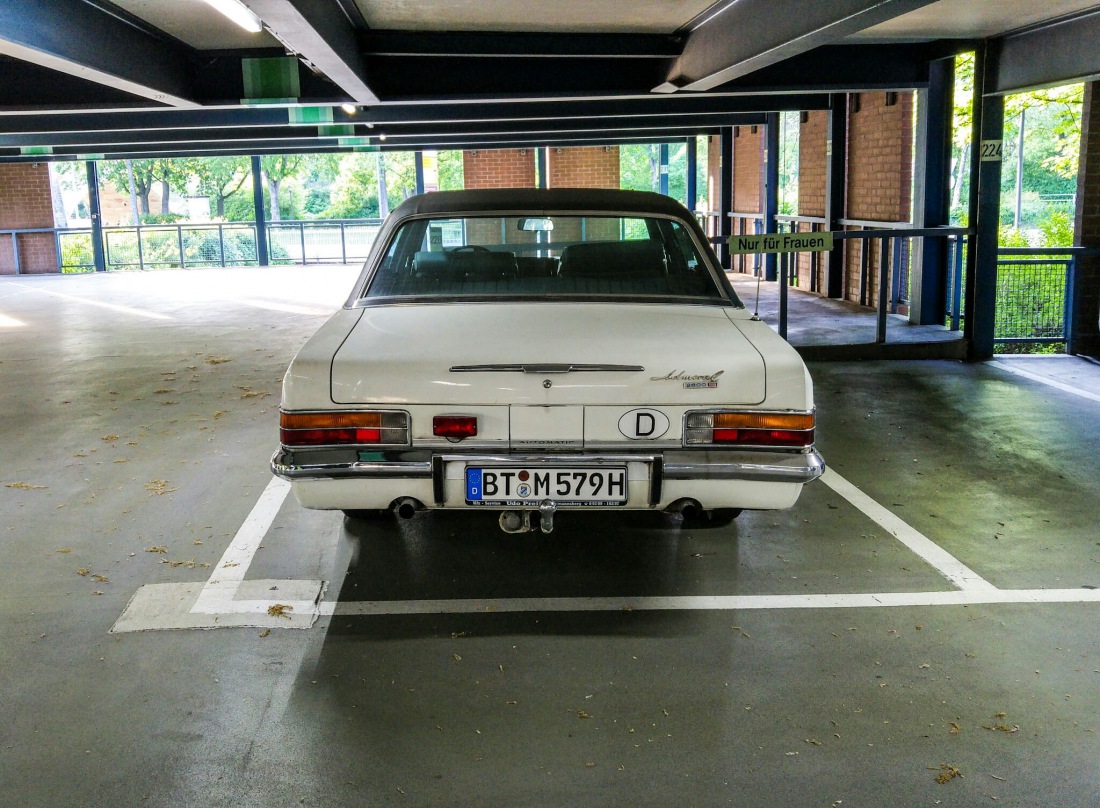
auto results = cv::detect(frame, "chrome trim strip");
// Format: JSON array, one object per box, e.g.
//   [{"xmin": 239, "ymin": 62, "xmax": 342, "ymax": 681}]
[
  {"xmin": 271, "ymin": 450, "xmax": 432, "ymax": 481},
  {"xmin": 663, "ymin": 450, "xmax": 825, "ymax": 484},
  {"xmin": 272, "ymin": 448, "xmax": 824, "ymax": 485},
  {"xmin": 450, "ymin": 363, "xmax": 644, "ymax": 374}
]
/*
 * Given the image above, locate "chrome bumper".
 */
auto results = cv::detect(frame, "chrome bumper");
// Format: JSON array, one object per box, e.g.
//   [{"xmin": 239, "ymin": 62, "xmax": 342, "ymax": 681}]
[{"xmin": 271, "ymin": 448, "xmax": 825, "ymax": 486}]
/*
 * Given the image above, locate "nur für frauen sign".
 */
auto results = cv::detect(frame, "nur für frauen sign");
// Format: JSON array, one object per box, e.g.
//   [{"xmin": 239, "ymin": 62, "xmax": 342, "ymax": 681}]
[{"xmin": 728, "ymin": 232, "xmax": 834, "ymax": 254}]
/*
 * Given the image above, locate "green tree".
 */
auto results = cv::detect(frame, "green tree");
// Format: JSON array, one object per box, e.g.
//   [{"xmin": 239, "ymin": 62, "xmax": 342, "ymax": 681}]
[
  {"xmin": 325, "ymin": 153, "xmax": 380, "ymax": 219},
  {"xmin": 261, "ymin": 155, "xmax": 303, "ymax": 221},
  {"xmin": 437, "ymin": 151, "xmax": 464, "ymax": 191},
  {"xmin": 194, "ymin": 157, "xmax": 251, "ymax": 219}
]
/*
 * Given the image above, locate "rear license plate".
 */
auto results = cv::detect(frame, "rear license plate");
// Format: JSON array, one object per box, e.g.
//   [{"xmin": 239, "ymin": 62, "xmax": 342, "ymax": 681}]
[{"xmin": 465, "ymin": 466, "xmax": 627, "ymax": 506}]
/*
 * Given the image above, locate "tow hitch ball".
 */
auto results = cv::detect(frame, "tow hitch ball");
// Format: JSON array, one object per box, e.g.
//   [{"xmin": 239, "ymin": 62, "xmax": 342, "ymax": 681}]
[{"xmin": 499, "ymin": 500, "xmax": 557, "ymax": 534}]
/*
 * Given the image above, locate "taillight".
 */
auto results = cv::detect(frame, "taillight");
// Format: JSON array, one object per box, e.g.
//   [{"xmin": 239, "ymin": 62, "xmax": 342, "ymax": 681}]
[
  {"xmin": 280, "ymin": 410, "xmax": 409, "ymax": 447},
  {"xmin": 433, "ymin": 415, "xmax": 478, "ymax": 439},
  {"xmin": 685, "ymin": 411, "xmax": 814, "ymax": 448}
]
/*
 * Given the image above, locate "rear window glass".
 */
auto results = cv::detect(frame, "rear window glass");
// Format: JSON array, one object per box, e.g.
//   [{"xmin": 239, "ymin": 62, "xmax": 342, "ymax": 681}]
[{"xmin": 359, "ymin": 215, "xmax": 736, "ymax": 304}]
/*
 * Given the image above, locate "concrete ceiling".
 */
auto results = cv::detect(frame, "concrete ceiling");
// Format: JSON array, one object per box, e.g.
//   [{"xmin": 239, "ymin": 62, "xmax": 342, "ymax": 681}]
[
  {"xmin": 848, "ymin": 0, "xmax": 1100, "ymax": 40},
  {"xmin": 0, "ymin": 0, "xmax": 1098, "ymax": 160},
  {"xmin": 352, "ymin": 0, "xmax": 717, "ymax": 34}
]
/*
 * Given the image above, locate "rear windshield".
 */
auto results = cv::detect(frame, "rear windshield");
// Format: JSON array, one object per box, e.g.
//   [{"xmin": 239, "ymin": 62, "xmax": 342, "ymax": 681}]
[{"xmin": 359, "ymin": 214, "xmax": 737, "ymax": 304}]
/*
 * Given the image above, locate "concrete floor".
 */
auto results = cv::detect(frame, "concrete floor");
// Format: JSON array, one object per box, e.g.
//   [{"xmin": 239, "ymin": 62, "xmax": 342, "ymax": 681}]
[
  {"xmin": 729, "ymin": 272, "xmax": 967, "ymax": 359},
  {"xmin": 2, "ymin": 266, "xmax": 1099, "ymax": 807}
]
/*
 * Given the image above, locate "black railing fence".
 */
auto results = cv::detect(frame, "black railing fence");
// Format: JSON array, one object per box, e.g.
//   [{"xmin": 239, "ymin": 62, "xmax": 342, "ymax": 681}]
[
  {"xmin": 1, "ymin": 219, "xmax": 384, "ymax": 274},
  {"xmin": 3, "ymin": 220, "xmax": 1093, "ymax": 351}
]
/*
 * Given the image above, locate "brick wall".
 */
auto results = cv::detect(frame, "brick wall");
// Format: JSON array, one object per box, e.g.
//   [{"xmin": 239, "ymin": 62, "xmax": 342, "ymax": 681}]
[
  {"xmin": 844, "ymin": 92, "xmax": 914, "ymax": 305},
  {"xmin": 1073, "ymin": 81, "xmax": 1100, "ymax": 356},
  {"xmin": 706, "ymin": 135, "xmax": 721, "ymax": 237},
  {"xmin": 732, "ymin": 125, "xmax": 762, "ymax": 213},
  {"xmin": 462, "ymin": 149, "xmax": 536, "ymax": 189},
  {"xmin": 547, "ymin": 146, "xmax": 620, "ymax": 189},
  {"xmin": 796, "ymin": 110, "xmax": 829, "ymax": 288},
  {"xmin": 0, "ymin": 163, "xmax": 59, "ymax": 274}
]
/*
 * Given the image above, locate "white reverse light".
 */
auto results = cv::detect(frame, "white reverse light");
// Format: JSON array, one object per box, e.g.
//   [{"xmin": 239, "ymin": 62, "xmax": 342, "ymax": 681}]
[{"xmin": 198, "ymin": 0, "xmax": 264, "ymax": 33}]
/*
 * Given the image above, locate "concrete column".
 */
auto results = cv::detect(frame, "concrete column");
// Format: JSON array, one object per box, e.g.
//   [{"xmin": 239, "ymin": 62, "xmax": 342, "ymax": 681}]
[
  {"xmin": 965, "ymin": 45, "xmax": 1005, "ymax": 361},
  {"xmin": 1071, "ymin": 81, "xmax": 1100, "ymax": 358}
]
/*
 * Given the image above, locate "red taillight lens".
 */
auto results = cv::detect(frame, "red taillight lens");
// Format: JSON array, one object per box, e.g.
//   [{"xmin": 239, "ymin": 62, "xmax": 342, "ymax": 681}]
[
  {"xmin": 433, "ymin": 415, "xmax": 478, "ymax": 439},
  {"xmin": 686, "ymin": 411, "xmax": 814, "ymax": 447},
  {"xmin": 280, "ymin": 411, "xmax": 408, "ymax": 447}
]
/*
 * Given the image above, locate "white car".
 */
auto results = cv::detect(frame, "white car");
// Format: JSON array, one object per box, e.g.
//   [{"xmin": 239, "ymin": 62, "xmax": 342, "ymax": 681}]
[{"xmin": 272, "ymin": 188, "xmax": 823, "ymax": 533}]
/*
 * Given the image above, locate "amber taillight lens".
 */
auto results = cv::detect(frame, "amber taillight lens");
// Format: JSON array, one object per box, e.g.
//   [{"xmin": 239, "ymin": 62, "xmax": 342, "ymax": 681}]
[
  {"xmin": 280, "ymin": 410, "xmax": 409, "ymax": 447},
  {"xmin": 685, "ymin": 411, "xmax": 814, "ymax": 448}
]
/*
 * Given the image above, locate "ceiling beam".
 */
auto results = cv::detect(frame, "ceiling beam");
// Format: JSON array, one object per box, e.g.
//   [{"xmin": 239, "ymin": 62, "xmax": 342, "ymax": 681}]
[
  {"xmin": 240, "ymin": 0, "xmax": 379, "ymax": 104},
  {"xmin": 361, "ymin": 31, "xmax": 683, "ymax": 59},
  {"xmin": 0, "ymin": 94, "xmax": 829, "ymax": 136},
  {"xmin": 0, "ymin": 114, "xmax": 752, "ymax": 153},
  {"xmin": 0, "ymin": 0, "xmax": 199, "ymax": 107},
  {"xmin": 660, "ymin": 0, "xmax": 938, "ymax": 93},
  {"xmin": 991, "ymin": 8, "xmax": 1100, "ymax": 94}
]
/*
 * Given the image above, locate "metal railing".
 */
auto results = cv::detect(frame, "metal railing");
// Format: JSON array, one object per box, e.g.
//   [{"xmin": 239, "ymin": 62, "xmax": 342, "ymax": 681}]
[
  {"xmin": 777, "ymin": 215, "xmax": 828, "ymax": 293},
  {"xmin": 1, "ymin": 219, "xmax": 385, "ymax": 274},
  {"xmin": 993, "ymin": 248, "xmax": 1080, "ymax": 345}
]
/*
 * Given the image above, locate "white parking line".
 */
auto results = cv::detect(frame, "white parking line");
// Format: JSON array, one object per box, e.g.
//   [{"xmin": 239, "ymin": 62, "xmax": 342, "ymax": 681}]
[
  {"xmin": 322, "ymin": 588, "xmax": 1100, "ymax": 616},
  {"xmin": 989, "ymin": 359, "xmax": 1100, "ymax": 404},
  {"xmin": 820, "ymin": 469, "xmax": 996, "ymax": 591},
  {"xmin": 190, "ymin": 476, "xmax": 292, "ymax": 614},
  {"xmin": 2, "ymin": 283, "xmax": 173, "ymax": 320},
  {"xmin": 113, "ymin": 467, "xmax": 1098, "ymax": 632}
]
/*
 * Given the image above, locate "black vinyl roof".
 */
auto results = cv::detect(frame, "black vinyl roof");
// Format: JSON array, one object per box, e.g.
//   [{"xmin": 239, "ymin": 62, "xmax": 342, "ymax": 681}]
[{"xmin": 390, "ymin": 188, "xmax": 697, "ymax": 219}]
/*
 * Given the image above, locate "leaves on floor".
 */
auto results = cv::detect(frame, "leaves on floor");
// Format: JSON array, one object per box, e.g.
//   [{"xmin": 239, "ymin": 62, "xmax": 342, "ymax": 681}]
[
  {"xmin": 934, "ymin": 764, "xmax": 962, "ymax": 784},
  {"xmin": 267, "ymin": 603, "xmax": 293, "ymax": 618},
  {"xmin": 5, "ymin": 482, "xmax": 47, "ymax": 490},
  {"xmin": 144, "ymin": 479, "xmax": 177, "ymax": 495}
]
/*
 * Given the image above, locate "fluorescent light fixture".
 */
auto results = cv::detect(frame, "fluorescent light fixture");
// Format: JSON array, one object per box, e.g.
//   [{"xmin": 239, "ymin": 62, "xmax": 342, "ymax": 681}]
[
  {"xmin": 341, "ymin": 104, "xmax": 357, "ymax": 115},
  {"xmin": 199, "ymin": 0, "xmax": 263, "ymax": 33}
]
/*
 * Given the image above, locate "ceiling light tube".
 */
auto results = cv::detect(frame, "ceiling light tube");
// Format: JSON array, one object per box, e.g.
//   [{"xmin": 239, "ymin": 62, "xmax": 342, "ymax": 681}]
[{"xmin": 199, "ymin": 0, "xmax": 264, "ymax": 33}]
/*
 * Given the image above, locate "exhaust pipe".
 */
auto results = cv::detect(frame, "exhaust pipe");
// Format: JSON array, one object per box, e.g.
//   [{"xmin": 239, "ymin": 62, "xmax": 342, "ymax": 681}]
[
  {"xmin": 391, "ymin": 497, "xmax": 423, "ymax": 519},
  {"xmin": 667, "ymin": 498, "xmax": 702, "ymax": 520}
]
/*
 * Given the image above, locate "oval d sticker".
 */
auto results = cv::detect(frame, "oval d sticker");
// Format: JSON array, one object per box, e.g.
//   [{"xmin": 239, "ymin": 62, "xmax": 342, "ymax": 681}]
[{"xmin": 618, "ymin": 408, "xmax": 670, "ymax": 440}]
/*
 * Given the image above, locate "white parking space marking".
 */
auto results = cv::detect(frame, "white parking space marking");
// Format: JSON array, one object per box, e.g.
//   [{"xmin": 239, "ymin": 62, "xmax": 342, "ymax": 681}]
[
  {"xmin": 322, "ymin": 588, "xmax": 1100, "ymax": 616},
  {"xmin": 191, "ymin": 477, "xmax": 292, "ymax": 614},
  {"xmin": 237, "ymin": 298, "xmax": 335, "ymax": 317},
  {"xmin": 2, "ymin": 283, "xmax": 173, "ymax": 320},
  {"xmin": 820, "ymin": 469, "xmax": 996, "ymax": 591},
  {"xmin": 114, "ymin": 468, "xmax": 1099, "ymax": 632},
  {"xmin": 989, "ymin": 359, "xmax": 1100, "ymax": 404}
]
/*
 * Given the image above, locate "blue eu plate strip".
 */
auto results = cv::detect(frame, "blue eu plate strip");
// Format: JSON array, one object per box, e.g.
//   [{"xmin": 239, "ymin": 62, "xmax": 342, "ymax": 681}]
[{"xmin": 466, "ymin": 468, "xmax": 483, "ymax": 501}]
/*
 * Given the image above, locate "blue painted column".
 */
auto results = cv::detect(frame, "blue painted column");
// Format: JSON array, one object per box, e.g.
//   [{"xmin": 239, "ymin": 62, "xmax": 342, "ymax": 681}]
[
  {"xmin": 685, "ymin": 136, "xmax": 697, "ymax": 212},
  {"xmin": 965, "ymin": 45, "xmax": 1004, "ymax": 361},
  {"xmin": 911, "ymin": 58, "xmax": 954, "ymax": 325},
  {"xmin": 719, "ymin": 128, "xmax": 734, "ymax": 269},
  {"xmin": 764, "ymin": 112, "xmax": 780, "ymax": 282},
  {"xmin": 825, "ymin": 94, "xmax": 847, "ymax": 298},
  {"xmin": 85, "ymin": 160, "xmax": 106, "ymax": 272},
  {"xmin": 251, "ymin": 155, "xmax": 269, "ymax": 267},
  {"xmin": 658, "ymin": 143, "xmax": 670, "ymax": 196},
  {"xmin": 414, "ymin": 151, "xmax": 425, "ymax": 195}
]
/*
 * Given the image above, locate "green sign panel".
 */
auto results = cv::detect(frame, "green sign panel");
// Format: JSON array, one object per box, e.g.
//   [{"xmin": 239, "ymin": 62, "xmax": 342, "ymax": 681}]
[
  {"xmin": 728, "ymin": 232, "xmax": 834, "ymax": 254},
  {"xmin": 242, "ymin": 57, "xmax": 301, "ymax": 101}
]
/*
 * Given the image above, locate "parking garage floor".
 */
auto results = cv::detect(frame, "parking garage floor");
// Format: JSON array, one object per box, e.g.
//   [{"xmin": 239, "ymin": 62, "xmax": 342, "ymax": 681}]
[{"xmin": 2, "ymin": 266, "xmax": 1099, "ymax": 807}]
